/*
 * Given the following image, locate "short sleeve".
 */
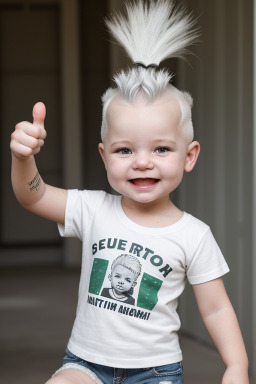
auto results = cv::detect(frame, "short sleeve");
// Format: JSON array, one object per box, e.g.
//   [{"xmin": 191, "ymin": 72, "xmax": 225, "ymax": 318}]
[
  {"xmin": 57, "ymin": 189, "xmax": 104, "ymax": 240},
  {"xmin": 186, "ymin": 229, "xmax": 229, "ymax": 285},
  {"xmin": 57, "ymin": 189, "xmax": 83, "ymax": 239}
]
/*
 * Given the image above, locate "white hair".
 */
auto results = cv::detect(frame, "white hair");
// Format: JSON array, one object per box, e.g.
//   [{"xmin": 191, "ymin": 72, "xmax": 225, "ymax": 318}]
[{"xmin": 101, "ymin": 0, "xmax": 199, "ymax": 142}]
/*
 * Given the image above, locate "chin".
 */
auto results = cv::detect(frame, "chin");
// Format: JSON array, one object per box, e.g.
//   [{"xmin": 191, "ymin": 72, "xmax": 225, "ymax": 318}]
[{"xmin": 127, "ymin": 195, "xmax": 158, "ymax": 204}]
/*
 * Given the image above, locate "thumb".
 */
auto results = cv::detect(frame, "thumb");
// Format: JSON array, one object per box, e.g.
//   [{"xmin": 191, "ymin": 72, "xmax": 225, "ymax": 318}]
[{"xmin": 32, "ymin": 102, "xmax": 46, "ymax": 128}]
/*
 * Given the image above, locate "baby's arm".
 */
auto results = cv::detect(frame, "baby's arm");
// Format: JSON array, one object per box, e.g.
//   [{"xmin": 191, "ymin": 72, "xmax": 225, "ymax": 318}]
[
  {"xmin": 10, "ymin": 102, "xmax": 67, "ymax": 225},
  {"xmin": 193, "ymin": 278, "xmax": 249, "ymax": 384}
]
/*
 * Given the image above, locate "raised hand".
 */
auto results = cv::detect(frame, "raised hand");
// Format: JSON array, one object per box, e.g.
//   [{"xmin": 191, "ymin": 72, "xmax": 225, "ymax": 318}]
[{"xmin": 10, "ymin": 102, "xmax": 47, "ymax": 159}]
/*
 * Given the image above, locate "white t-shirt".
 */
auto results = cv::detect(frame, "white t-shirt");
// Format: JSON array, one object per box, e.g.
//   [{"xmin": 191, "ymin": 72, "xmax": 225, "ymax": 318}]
[{"xmin": 58, "ymin": 189, "xmax": 229, "ymax": 369}]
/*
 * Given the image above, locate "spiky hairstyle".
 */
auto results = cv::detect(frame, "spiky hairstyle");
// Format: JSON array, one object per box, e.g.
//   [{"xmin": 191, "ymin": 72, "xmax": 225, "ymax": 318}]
[{"xmin": 101, "ymin": 0, "xmax": 199, "ymax": 142}]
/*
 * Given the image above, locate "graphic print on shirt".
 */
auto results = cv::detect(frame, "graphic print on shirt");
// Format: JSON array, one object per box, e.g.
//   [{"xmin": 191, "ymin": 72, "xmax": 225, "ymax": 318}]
[
  {"xmin": 101, "ymin": 254, "xmax": 142, "ymax": 305},
  {"xmin": 88, "ymin": 237, "xmax": 173, "ymax": 318}
]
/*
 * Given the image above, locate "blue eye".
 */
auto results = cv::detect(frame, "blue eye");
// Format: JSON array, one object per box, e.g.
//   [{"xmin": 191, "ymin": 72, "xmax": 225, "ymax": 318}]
[
  {"xmin": 155, "ymin": 147, "xmax": 170, "ymax": 154},
  {"xmin": 118, "ymin": 148, "xmax": 132, "ymax": 155}
]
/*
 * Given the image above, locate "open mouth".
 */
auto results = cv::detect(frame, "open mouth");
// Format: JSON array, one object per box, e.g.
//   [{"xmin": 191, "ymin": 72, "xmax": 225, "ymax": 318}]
[{"xmin": 129, "ymin": 178, "xmax": 160, "ymax": 188}]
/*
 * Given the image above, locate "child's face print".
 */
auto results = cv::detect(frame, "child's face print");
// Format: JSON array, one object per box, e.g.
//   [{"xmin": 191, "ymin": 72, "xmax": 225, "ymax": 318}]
[
  {"xmin": 110, "ymin": 265, "xmax": 136, "ymax": 294},
  {"xmin": 98, "ymin": 91, "xmax": 199, "ymax": 208}
]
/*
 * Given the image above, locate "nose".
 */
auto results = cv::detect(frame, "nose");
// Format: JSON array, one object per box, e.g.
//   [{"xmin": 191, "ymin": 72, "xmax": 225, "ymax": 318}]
[{"xmin": 132, "ymin": 152, "xmax": 154, "ymax": 170}]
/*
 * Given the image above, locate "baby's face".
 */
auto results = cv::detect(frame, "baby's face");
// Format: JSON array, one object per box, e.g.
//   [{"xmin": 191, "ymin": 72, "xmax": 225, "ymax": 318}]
[
  {"xmin": 111, "ymin": 265, "xmax": 136, "ymax": 294},
  {"xmin": 99, "ymin": 92, "xmax": 198, "ymax": 207}
]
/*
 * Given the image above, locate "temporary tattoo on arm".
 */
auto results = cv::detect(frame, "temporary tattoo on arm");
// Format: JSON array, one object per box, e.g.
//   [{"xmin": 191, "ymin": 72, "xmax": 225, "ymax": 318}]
[{"xmin": 28, "ymin": 171, "xmax": 41, "ymax": 191}]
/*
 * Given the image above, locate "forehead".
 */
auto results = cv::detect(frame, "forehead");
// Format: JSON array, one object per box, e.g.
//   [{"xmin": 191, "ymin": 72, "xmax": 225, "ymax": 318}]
[
  {"xmin": 106, "ymin": 92, "xmax": 182, "ymax": 136},
  {"xmin": 112, "ymin": 264, "xmax": 135, "ymax": 276}
]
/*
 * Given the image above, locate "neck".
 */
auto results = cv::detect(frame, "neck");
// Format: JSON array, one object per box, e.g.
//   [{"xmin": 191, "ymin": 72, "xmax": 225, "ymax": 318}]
[
  {"xmin": 122, "ymin": 195, "xmax": 173, "ymax": 214},
  {"xmin": 121, "ymin": 196, "xmax": 183, "ymax": 228}
]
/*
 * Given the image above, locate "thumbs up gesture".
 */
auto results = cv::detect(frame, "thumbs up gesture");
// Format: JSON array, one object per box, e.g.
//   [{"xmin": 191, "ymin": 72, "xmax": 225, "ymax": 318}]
[{"xmin": 10, "ymin": 102, "xmax": 47, "ymax": 159}]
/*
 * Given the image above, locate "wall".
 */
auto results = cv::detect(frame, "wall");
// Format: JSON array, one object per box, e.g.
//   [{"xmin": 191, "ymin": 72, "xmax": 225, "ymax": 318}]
[
  {"xmin": 0, "ymin": 0, "xmax": 63, "ymax": 266},
  {"xmin": 80, "ymin": 0, "xmax": 110, "ymax": 191}
]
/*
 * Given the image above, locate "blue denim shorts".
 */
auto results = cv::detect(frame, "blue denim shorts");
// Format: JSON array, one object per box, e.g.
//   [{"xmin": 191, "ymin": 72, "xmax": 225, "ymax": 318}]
[{"xmin": 53, "ymin": 348, "xmax": 183, "ymax": 384}]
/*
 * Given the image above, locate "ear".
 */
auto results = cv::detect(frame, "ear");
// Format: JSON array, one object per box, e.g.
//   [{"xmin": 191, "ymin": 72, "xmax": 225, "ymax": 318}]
[
  {"xmin": 98, "ymin": 143, "xmax": 107, "ymax": 169},
  {"xmin": 184, "ymin": 141, "xmax": 200, "ymax": 173}
]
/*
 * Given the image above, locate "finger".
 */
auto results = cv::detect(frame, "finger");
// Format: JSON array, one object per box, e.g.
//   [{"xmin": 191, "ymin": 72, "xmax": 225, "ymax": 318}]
[
  {"xmin": 16, "ymin": 121, "xmax": 46, "ymax": 140},
  {"xmin": 32, "ymin": 102, "xmax": 47, "ymax": 139},
  {"xmin": 11, "ymin": 131, "xmax": 44, "ymax": 158},
  {"xmin": 10, "ymin": 141, "xmax": 33, "ymax": 158},
  {"xmin": 37, "ymin": 139, "xmax": 45, "ymax": 148},
  {"xmin": 32, "ymin": 147, "xmax": 41, "ymax": 156},
  {"xmin": 14, "ymin": 128, "xmax": 41, "ymax": 150},
  {"xmin": 32, "ymin": 102, "xmax": 46, "ymax": 128}
]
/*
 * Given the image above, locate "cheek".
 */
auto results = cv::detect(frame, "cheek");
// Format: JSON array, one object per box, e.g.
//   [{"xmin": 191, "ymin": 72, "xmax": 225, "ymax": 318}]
[
  {"xmin": 161, "ymin": 159, "xmax": 183, "ymax": 175},
  {"xmin": 169, "ymin": 154, "xmax": 186, "ymax": 172},
  {"xmin": 106, "ymin": 159, "xmax": 127, "ymax": 178},
  {"xmin": 124, "ymin": 282, "xmax": 132, "ymax": 290},
  {"xmin": 160, "ymin": 158, "xmax": 186, "ymax": 185}
]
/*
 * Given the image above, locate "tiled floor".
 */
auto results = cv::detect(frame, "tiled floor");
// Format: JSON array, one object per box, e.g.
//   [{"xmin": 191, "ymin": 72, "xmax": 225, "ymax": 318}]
[{"xmin": 0, "ymin": 267, "xmax": 230, "ymax": 383}]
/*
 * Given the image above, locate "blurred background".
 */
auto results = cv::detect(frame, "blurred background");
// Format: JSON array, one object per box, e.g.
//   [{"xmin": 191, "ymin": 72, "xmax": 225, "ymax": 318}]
[{"xmin": 0, "ymin": 0, "xmax": 255, "ymax": 382}]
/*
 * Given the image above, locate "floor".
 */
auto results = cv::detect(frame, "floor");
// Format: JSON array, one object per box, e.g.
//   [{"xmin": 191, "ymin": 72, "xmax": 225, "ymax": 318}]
[{"xmin": 0, "ymin": 267, "xmax": 226, "ymax": 384}]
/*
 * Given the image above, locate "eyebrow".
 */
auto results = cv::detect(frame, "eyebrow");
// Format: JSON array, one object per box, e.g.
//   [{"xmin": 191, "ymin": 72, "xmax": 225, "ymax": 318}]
[
  {"xmin": 110, "ymin": 141, "xmax": 132, "ymax": 149},
  {"xmin": 110, "ymin": 139, "xmax": 177, "ymax": 148},
  {"xmin": 153, "ymin": 139, "xmax": 177, "ymax": 145}
]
